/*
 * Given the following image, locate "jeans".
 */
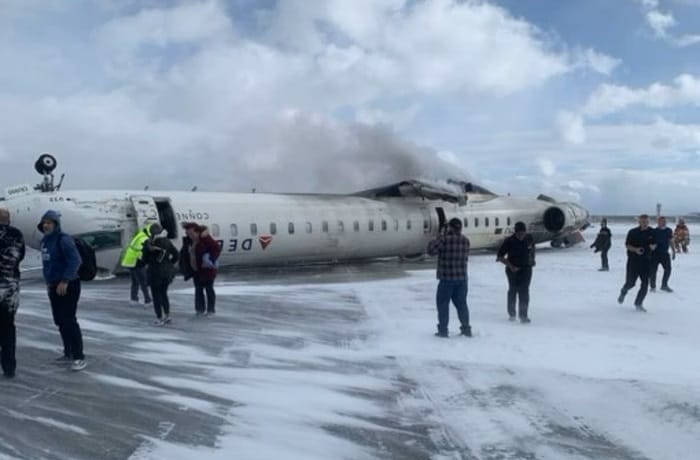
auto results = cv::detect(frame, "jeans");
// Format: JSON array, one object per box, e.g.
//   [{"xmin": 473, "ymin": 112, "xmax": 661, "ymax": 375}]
[
  {"xmin": 194, "ymin": 278, "xmax": 216, "ymax": 313},
  {"xmin": 620, "ymin": 259, "xmax": 650, "ymax": 306},
  {"xmin": 130, "ymin": 266, "xmax": 151, "ymax": 303},
  {"xmin": 0, "ymin": 309, "xmax": 16, "ymax": 376},
  {"xmin": 650, "ymin": 252, "xmax": 671, "ymax": 289},
  {"xmin": 506, "ymin": 266, "xmax": 532, "ymax": 318},
  {"xmin": 48, "ymin": 280, "xmax": 84, "ymax": 360},
  {"xmin": 435, "ymin": 279, "xmax": 470, "ymax": 334},
  {"xmin": 149, "ymin": 276, "xmax": 171, "ymax": 319}
]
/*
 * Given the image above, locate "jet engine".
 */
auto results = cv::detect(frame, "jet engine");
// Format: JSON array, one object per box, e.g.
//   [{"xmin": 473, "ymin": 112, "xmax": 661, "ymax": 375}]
[{"xmin": 543, "ymin": 202, "xmax": 590, "ymax": 247}]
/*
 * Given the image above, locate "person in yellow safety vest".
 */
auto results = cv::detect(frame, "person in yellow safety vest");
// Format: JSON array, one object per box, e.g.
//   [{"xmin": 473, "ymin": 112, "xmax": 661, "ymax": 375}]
[{"xmin": 121, "ymin": 223, "xmax": 162, "ymax": 306}]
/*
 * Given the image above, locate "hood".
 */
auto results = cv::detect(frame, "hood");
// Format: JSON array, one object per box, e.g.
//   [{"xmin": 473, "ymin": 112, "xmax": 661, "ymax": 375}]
[{"xmin": 37, "ymin": 210, "xmax": 62, "ymax": 234}]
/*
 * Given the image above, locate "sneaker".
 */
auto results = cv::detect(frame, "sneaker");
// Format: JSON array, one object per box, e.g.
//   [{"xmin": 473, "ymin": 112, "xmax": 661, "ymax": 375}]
[
  {"xmin": 434, "ymin": 331, "xmax": 448, "ymax": 338},
  {"xmin": 650, "ymin": 287, "xmax": 656, "ymax": 292},
  {"xmin": 519, "ymin": 317, "xmax": 531, "ymax": 324},
  {"xmin": 635, "ymin": 304, "xmax": 647, "ymax": 312},
  {"xmin": 71, "ymin": 360, "xmax": 87, "ymax": 372},
  {"xmin": 129, "ymin": 300, "xmax": 140, "ymax": 306},
  {"xmin": 55, "ymin": 354, "xmax": 72, "ymax": 363},
  {"xmin": 3, "ymin": 371, "xmax": 15, "ymax": 379},
  {"xmin": 206, "ymin": 311, "xmax": 215, "ymax": 317},
  {"xmin": 508, "ymin": 315, "xmax": 516, "ymax": 322},
  {"xmin": 163, "ymin": 316, "xmax": 172, "ymax": 324},
  {"xmin": 195, "ymin": 311, "xmax": 205, "ymax": 317},
  {"xmin": 152, "ymin": 318, "xmax": 165, "ymax": 326},
  {"xmin": 617, "ymin": 293, "xmax": 625, "ymax": 304},
  {"xmin": 661, "ymin": 286, "xmax": 673, "ymax": 293},
  {"xmin": 460, "ymin": 326, "xmax": 472, "ymax": 337}
]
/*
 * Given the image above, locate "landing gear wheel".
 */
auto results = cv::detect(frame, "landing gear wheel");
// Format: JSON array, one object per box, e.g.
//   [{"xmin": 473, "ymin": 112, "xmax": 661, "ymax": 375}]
[{"xmin": 35, "ymin": 153, "xmax": 57, "ymax": 175}]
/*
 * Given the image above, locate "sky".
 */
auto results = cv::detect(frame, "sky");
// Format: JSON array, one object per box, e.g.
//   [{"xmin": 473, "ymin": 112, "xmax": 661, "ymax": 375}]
[{"xmin": 0, "ymin": 0, "xmax": 699, "ymax": 214}]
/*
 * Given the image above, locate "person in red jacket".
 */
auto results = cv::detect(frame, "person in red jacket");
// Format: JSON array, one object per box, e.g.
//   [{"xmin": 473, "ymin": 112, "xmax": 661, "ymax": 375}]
[{"xmin": 182, "ymin": 223, "xmax": 221, "ymax": 316}]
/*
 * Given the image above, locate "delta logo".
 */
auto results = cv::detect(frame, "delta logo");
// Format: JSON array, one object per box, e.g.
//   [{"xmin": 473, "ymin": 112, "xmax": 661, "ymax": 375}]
[{"xmin": 259, "ymin": 234, "xmax": 273, "ymax": 250}]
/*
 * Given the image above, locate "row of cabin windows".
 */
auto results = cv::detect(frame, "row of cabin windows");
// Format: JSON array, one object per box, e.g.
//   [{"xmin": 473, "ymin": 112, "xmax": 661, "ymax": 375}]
[
  {"xmin": 209, "ymin": 216, "xmax": 514, "ymax": 238},
  {"xmin": 462, "ymin": 216, "xmax": 511, "ymax": 229},
  {"xmin": 226, "ymin": 219, "xmax": 419, "ymax": 237}
]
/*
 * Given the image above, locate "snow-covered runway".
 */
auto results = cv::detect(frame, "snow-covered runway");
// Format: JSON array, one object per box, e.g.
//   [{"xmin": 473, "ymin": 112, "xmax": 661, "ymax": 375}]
[{"xmin": 2, "ymin": 224, "xmax": 698, "ymax": 459}]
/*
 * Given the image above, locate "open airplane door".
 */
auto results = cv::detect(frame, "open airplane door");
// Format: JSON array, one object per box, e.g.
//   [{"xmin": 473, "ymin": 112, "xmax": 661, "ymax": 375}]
[{"xmin": 129, "ymin": 195, "xmax": 161, "ymax": 229}]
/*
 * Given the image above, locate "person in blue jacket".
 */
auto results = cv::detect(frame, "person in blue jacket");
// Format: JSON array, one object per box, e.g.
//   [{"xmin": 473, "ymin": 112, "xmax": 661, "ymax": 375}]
[{"xmin": 38, "ymin": 210, "xmax": 87, "ymax": 371}]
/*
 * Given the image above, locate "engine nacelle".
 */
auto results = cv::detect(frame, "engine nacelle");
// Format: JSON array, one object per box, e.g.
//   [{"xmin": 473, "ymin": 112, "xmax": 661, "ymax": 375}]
[{"xmin": 543, "ymin": 203, "xmax": 589, "ymax": 234}]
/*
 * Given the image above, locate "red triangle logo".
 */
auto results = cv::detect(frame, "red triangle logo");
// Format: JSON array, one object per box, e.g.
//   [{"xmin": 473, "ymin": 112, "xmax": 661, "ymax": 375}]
[{"xmin": 259, "ymin": 234, "xmax": 273, "ymax": 250}]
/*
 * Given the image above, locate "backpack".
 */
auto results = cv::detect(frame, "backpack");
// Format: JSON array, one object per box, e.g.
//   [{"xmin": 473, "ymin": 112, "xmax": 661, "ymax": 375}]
[{"xmin": 74, "ymin": 237, "xmax": 97, "ymax": 281}]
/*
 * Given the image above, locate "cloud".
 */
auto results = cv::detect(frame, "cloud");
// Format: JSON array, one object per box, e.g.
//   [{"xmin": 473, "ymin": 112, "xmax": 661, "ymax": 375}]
[
  {"xmin": 639, "ymin": 0, "xmax": 700, "ymax": 46},
  {"xmin": 556, "ymin": 111, "xmax": 586, "ymax": 144},
  {"xmin": 573, "ymin": 48, "xmax": 621, "ymax": 76}
]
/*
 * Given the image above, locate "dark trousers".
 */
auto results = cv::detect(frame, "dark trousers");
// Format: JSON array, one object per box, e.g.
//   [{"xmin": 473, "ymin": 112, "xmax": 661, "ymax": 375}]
[
  {"xmin": 0, "ymin": 309, "xmax": 16, "ymax": 376},
  {"xmin": 506, "ymin": 266, "xmax": 532, "ymax": 318},
  {"xmin": 620, "ymin": 260, "xmax": 650, "ymax": 306},
  {"xmin": 650, "ymin": 252, "xmax": 672, "ymax": 289},
  {"xmin": 194, "ymin": 278, "xmax": 216, "ymax": 313},
  {"xmin": 130, "ymin": 266, "xmax": 151, "ymax": 303},
  {"xmin": 435, "ymin": 280, "xmax": 470, "ymax": 334},
  {"xmin": 48, "ymin": 280, "xmax": 85, "ymax": 360},
  {"xmin": 149, "ymin": 276, "xmax": 171, "ymax": 319},
  {"xmin": 600, "ymin": 249, "xmax": 609, "ymax": 270}
]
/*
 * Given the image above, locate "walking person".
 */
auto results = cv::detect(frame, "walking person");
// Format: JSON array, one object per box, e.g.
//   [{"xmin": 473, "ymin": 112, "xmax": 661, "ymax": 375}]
[
  {"xmin": 38, "ymin": 210, "xmax": 87, "ymax": 371},
  {"xmin": 142, "ymin": 225, "xmax": 179, "ymax": 325},
  {"xmin": 427, "ymin": 218, "xmax": 472, "ymax": 338},
  {"xmin": 497, "ymin": 221, "xmax": 536, "ymax": 323},
  {"xmin": 121, "ymin": 224, "xmax": 161, "ymax": 306},
  {"xmin": 590, "ymin": 218, "xmax": 612, "ymax": 271},
  {"xmin": 617, "ymin": 214, "xmax": 656, "ymax": 312},
  {"xmin": 650, "ymin": 216, "xmax": 675, "ymax": 293},
  {"xmin": 181, "ymin": 223, "xmax": 221, "ymax": 316},
  {"xmin": 0, "ymin": 208, "xmax": 25, "ymax": 378},
  {"xmin": 673, "ymin": 218, "xmax": 690, "ymax": 254}
]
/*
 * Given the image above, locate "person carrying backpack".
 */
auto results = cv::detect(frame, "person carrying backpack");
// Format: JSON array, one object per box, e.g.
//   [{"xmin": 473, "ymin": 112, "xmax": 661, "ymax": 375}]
[
  {"xmin": 142, "ymin": 226, "xmax": 179, "ymax": 326},
  {"xmin": 37, "ymin": 210, "xmax": 87, "ymax": 371}
]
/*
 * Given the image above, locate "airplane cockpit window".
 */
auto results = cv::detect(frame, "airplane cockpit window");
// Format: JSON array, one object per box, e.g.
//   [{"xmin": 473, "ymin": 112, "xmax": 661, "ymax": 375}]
[
  {"xmin": 305, "ymin": 222, "xmax": 312, "ymax": 233},
  {"xmin": 322, "ymin": 221, "xmax": 329, "ymax": 233},
  {"xmin": 337, "ymin": 220, "xmax": 344, "ymax": 233},
  {"xmin": 211, "ymin": 224, "xmax": 220, "ymax": 237},
  {"xmin": 250, "ymin": 223, "xmax": 258, "ymax": 235},
  {"xmin": 381, "ymin": 220, "xmax": 387, "ymax": 231},
  {"xmin": 76, "ymin": 231, "xmax": 122, "ymax": 251},
  {"xmin": 230, "ymin": 224, "xmax": 238, "ymax": 237},
  {"xmin": 289, "ymin": 222, "xmax": 295, "ymax": 234},
  {"xmin": 369, "ymin": 220, "xmax": 375, "ymax": 231},
  {"xmin": 270, "ymin": 222, "xmax": 277, "ymax": 235},
  {"xmin": 353, "ymin": 221, "xmax": 360, "ymax": 232}
]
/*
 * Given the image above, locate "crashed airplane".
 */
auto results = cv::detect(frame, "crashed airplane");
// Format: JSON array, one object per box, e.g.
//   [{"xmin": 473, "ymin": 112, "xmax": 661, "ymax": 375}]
[{"xmin": 2, "ymin": 155, "xmax": 590, "ymax": 274}]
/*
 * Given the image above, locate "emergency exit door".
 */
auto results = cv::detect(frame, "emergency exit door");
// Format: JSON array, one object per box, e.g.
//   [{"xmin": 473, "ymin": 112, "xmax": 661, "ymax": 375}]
[{"xmin": 129, "ymin": 195, "xmax": 161, "ymax": 229}]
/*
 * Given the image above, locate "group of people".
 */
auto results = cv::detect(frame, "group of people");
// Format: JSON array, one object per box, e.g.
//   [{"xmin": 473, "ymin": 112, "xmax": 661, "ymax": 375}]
[
  {"xmin": 427, "ymin": 218, "xmax": 536, "ymax": 337},
  {"xmin": 0, "ymin": 207, "xmax": 222, "ymax": 378},
  {"xmin": 427, "ymin": 214, "xmax": 689, "ymax": 337},
  {"xmin": 121, "ymin": 221, "xmax": 222, "ymax": 325}
]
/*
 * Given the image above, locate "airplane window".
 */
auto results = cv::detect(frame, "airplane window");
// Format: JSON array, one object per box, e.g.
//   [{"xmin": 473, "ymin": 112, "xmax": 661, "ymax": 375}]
[
  {"xmin": 463, "ymin": 218, "xmax": 468, "ymax": 228},
  {"xmin": 423, "ymin": 219, "xmax": 429, "ymax": 233},
  {"xmin": 230, "ymin": 224, "xmax": 238, "ymax": 237},
  {"xmin": 211, "ymin": 224, "xmax": 220, "ymax": 237},
  {"xmin": 485, "ymin": 217, "xmax": 489, "ymax": 227},
  {"xmin": 270, "ymin": 222, "xmax": 277, "ymax": 235},
  {"xmin": 322, "ymin": 221, "xmax": 329, "ymax": 233},
  {"xmin": 306, "ymin": 222, "xmax": 312, "ymax": 233},
  {"xmin": 507, "ymin": 217, "xmax": 511, "ymax": 226},
  {"xmin": 250, "ymin": 223, "xmax": 258, "ymax": 235},
  {"xmin": 393, "ymin": 219, "xmax": 399, "ymax": 231},
  {"xmin": 75, "ymin": 231, "xmax": 122, "ymax": 251},
  {"xmin": 407, "ymin": 220, "xmax": 412, "ymax": 230},
  {"xmin": 337, "ymin": 220, "xmax": 344, "ymax": 233},
  {"xmin": 288, "ymin": 222, "xmax": 295, "ymax": 234},
  {"xmin": 381, "ymin": 220, "xmax": 387, "ymax": 231},
  {"xmin": 353, "ymin": 221, "xmax": 360, "ymax": 232},
  {"xmin": 369, "ymin": 220, "xmax": 374, "ymax": 231},
  {"xmin": 495, "ymin": 217, "xmax": 500, "ymax": 226},
  {"xmin": 474, "ymin": 218, "xmax": 479, "ymax": 227}
]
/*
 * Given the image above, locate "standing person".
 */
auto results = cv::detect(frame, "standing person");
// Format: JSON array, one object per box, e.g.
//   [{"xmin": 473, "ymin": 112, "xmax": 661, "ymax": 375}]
[
  {"xmin": 617, "ymin": 214, "xmax": 656, "ymax": 312},
  {"xmin": 497, "ymin": 221, "xmax": 536, "ymax": 323},
  {"xmin": 38, "ymin": 210, "xmax": 87, "ymax": 371},
  {"xmin": 590, "ymin": 218, "xmax": 612, "ymax": 271},
  {"xmin": 673, "ymin": 218, "xmax": 690, "ymax": 254},
  {"xmin": 426, "ymin": 218, "xmax": 472, "ymax": 338},
  {"xmin": 121, "ymin": 224, "xmax": 161, "ymax": 306},
  {"xmin": 142, "ymin": 225, "xmax": 179, "ymax": 325},
  {"xmin": 181, "ymin": 223, "xmax": 221, "ymax": 316},
  {"xmin": 0, "ymin": 208, "xmax": 25, "ymax": 378},
  {"xmin": 650, "ymin": 216, "xmax": 675, "ymax": 293}
]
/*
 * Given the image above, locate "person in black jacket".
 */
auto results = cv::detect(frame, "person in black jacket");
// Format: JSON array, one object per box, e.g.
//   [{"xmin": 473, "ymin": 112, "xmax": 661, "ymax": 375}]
[
  {"xmin": 590, "ymin": 218, "xmax": 612, "ymax": 271},
  {"xmin": 617, "ymin": 214, "xmax": 656, "ymax": 312},
  {"xmin": 0, "ymin": 208, "xmax": 25, "ymax": 378},
  {"xmin": 497, "ymin": 222, "xmax": 536, "ymax": 323},
  {"xmin": 142, "ymin": 226, "xmax": 179, "ymax": 325}
]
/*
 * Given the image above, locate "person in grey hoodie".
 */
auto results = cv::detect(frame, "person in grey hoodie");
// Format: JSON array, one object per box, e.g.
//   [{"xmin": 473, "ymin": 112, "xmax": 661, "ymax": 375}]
[
  {"xmin": 38, "ymin": 210, "xmax": 87, "ymax": 371},
  {"xmin": 0, "ymin": 208, "xmax": 25, "ymax": 378}
]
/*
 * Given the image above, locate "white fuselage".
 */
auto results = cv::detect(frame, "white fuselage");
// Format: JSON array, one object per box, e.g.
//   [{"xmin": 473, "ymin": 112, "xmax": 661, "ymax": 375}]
[{"xmin": 3, "ymin": 188, "xmax": 588, "ymax": 273}]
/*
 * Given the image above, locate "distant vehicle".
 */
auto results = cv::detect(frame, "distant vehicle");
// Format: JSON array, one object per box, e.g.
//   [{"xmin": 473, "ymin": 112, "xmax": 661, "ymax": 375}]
[{"xmin": 2, "ymin": 154, "xmax": 590, "ymax": 274}]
